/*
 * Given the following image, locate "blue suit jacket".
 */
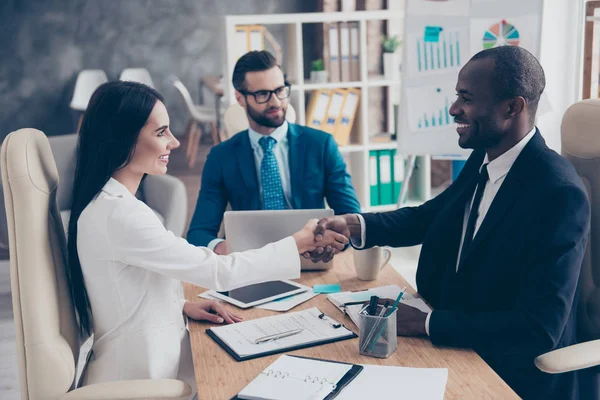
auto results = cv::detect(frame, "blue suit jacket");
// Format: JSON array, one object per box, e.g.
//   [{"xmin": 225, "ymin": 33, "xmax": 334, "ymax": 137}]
[
  {"xmin": 362, "ymin": 131, "xmax": 590, "ymax": 400},
  {"xmin": 187, "ymin": 123, "xmax": 361, "ymax": 247}
]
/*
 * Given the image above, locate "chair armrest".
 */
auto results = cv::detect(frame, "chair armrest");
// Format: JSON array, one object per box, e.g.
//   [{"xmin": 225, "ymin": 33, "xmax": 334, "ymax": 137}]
[
  {"xmin": 535, "ymin": 340, "xmax": 600, "ymax": 374},
  {"xmin": 61, "ymin": 379, "xmax": 192, "ymax": 400},
  {"xmin": 141, "ymin": 174, "xmax": 188, "ymax": 237}
]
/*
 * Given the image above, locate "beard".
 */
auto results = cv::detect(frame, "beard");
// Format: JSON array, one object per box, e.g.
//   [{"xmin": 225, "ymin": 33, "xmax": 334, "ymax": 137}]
[{"xmin": 247, "ymin": 104, "xmax": 287, "ymax": 128}]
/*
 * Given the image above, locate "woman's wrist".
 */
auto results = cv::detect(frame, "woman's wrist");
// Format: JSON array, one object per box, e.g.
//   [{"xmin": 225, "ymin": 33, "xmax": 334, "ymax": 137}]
[{"xmin": 292, "ymin": 230, "xmax": 313, "ymax": 254}]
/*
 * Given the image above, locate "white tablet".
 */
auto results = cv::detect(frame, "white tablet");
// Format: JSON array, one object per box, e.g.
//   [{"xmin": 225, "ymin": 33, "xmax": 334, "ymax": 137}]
[{"xmin": 205, "ymin": 280, "xmax": 310, "ymax": 309}]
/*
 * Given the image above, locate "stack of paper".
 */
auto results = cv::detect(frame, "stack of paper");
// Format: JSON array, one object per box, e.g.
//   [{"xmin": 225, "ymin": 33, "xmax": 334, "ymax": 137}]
[
  {"xmin": 337, "ymin": 364, "xmax": 448, "ymax": 400},
  {"xmin": 327, "ymin": 285, "xmax": 432, "ymax": 326}
]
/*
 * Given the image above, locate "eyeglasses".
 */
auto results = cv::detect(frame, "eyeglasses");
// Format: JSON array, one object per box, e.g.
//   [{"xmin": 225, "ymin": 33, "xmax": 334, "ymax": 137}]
[{"xmin": 240, "ymin": 84, "xmax": 292, "ymax": 104}]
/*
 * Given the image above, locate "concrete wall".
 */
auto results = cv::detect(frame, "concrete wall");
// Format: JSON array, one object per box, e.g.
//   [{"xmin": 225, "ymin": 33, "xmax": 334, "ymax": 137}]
[{"xmin": 0, "ymin": 0, "xmax": 314, "ymax": 140}]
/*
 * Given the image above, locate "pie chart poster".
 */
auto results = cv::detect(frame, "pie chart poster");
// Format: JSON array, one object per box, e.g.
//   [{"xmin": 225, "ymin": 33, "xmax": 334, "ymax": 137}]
[{"xmin": 469, "ymin": 0, "xmax": 543, "ymax": 58}]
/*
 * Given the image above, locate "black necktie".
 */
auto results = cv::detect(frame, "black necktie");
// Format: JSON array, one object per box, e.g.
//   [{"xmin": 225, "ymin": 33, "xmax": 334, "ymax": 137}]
[{"xmin": 459, "ymin": 163, "xmax": 489, "ymax": 265}]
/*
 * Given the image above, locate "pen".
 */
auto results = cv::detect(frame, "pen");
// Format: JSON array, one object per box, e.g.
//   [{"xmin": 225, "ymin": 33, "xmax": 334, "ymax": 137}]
[
  {"xmin": 366, "ymin": 288, "xmax": 406, "ymax": 352},
  {"xmin": 254, "ymin": 328, "xmax": 303, "ymax": 344}
]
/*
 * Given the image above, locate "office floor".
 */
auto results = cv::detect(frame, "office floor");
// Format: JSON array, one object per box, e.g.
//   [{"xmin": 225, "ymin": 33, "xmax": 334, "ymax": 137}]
[{"xmin": 0, "ymin": 138, "xmax": 428, "ymax": 399}]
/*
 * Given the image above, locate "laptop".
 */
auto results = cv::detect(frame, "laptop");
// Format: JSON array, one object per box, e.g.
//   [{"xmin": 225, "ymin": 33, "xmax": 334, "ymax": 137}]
[{"xmin": 224, "ymin": 209, "xmax": 335, "ymax": 271}]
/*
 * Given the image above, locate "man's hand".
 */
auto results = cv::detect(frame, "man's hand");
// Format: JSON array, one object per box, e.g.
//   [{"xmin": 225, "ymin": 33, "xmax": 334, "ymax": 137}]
[
  {"xmin": 293, "ymin": 219, "xmax": 349, "ymax": 254},
  {"xmin": 214, "ymin": 241, "xmax": 228, "ymax": 255},
  {"xmin": 303, "ymin": 215, "xmax": 361, "ymax": 263},
  {"xmin": 372, "ymin": 299, "xmax": 427, "ymax": 336},
  {"xmin": 182, "ymin": 300, "xmax": 242, "ymax": 324}
]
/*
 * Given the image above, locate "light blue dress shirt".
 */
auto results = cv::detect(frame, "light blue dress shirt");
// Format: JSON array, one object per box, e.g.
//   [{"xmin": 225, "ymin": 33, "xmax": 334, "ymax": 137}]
[{"xmin": 208, "ymin": 121, "xmax": 292, "ymax": 251}]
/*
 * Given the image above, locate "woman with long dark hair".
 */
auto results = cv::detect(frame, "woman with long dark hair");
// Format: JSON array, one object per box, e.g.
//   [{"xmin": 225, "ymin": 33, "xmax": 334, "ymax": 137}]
[{"xmin": 68, "ymin": 81, "xmax": 346, "ymax": 390}]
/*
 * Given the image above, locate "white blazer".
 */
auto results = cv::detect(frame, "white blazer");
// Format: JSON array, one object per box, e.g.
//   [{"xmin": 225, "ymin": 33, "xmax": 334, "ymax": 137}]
[{"xmin": 77, "ymin": 178, "xmax": 300, "ymax": 387}]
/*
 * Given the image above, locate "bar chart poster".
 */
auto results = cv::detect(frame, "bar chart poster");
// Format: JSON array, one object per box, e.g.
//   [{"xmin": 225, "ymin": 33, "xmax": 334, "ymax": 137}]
[
  {"xmin": 407, "ymin": 85, "xmax": 455, "ymax": 132},
  {"xmin": 470, "ymin": 15, "xmax": 540, "ymax": 57},
  {"xmin": 407, "ymin": 24, "xmax": 469, "ymax": 78}
]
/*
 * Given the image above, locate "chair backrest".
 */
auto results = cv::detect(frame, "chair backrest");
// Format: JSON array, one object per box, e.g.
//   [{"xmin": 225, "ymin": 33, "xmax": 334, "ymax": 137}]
[
  {"xmin": 69, "ymin": 69, "xmax": 108, "ymax": 111},
  {"xmin": 561, "ymin": 99, "xmax": 600, "ymax": 342},
  {"xmin": 172, "ymin": 78, "xmax": 196, "ymax": 116},
  {"xmin": 221, "ymin": 102, "xmax": 297, "ymax": 140},
  {"xmin": 1, "ymin": 129, "xmax": 80, "ymax": 399},
  {"xmin": 119, "ymin": 68, "xmax": 155, "ymax": 88}
]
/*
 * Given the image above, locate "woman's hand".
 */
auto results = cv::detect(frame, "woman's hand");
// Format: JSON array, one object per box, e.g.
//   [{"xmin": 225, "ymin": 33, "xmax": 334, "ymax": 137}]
[
  {"xmin": 183, "ymin": 300, "xmax": 242, "ymax": 324},
  {"xmin": 292, "ymin": 219, "xmax": 349, "ymax": 255}
]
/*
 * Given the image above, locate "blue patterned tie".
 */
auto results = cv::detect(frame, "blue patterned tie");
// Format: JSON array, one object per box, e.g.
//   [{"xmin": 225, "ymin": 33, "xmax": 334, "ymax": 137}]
[{"xmin": 259, "ymin": 136, "xmax": 286, "ymax": 210}]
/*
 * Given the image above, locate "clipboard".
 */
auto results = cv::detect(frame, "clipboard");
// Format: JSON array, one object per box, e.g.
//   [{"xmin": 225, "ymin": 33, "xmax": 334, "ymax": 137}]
[
  {"xmin": 231, "ymin": 355, "xmax": 364, "ymax": 400},
  {"xmin": 207, "ymin": 307, "xmax": 358, "ymax": 362}
]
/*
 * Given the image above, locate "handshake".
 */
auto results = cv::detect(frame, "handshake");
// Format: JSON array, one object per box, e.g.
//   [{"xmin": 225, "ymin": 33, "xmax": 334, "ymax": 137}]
[{"xmin": 292, "ymin": 215, "xmax": 362, "ymax": 263}]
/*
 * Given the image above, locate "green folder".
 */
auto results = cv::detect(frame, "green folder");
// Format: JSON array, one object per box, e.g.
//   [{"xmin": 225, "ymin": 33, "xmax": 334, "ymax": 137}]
[
  {"xmin": 378, "ymin": 150, "xmax": 393, "ymax": 205},
  {"xmin": 392, "ymin": 149, "xmax": 404, "ymax": 204},
  {"xmin": 369, "ymin": 151, "xmax": 380, "ymax": 207}
]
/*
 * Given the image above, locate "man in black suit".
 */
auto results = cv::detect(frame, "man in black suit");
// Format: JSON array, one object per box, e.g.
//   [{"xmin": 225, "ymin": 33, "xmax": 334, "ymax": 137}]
[{"xmin": 310, "ymin": 46, "xmax": 590, "ymax": 399}]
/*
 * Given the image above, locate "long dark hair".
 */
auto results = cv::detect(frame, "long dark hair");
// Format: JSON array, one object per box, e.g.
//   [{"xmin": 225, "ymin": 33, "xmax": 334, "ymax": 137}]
[{"xmin": 67, "ymin": 81, "xmax": 164, "ymax": 335}]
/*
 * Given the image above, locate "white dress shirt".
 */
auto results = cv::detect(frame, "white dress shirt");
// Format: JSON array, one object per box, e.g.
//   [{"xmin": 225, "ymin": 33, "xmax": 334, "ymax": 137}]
[
  {"xmin": 353, "ymin": 127, "xmax": 537, "ymax": 335},
  {"xmin": 208, "ymin": 121, "xmax": 291, "ymax": 251},
  {"xmin": 78, "ymin": 178, "xmax": 300, "ymax": 388}
]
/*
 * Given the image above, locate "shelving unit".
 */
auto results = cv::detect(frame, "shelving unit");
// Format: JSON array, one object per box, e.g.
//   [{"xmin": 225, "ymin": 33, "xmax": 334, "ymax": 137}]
[{"xmin": 222, "ymin": 10, "xmax": 431, "ymax": 212}]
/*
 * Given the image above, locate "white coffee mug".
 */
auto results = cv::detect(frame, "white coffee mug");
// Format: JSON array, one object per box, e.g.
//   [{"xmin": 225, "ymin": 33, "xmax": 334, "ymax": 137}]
[{"xmin": 353, "ymin": 246, "xmax": 392, "ymax": 281}]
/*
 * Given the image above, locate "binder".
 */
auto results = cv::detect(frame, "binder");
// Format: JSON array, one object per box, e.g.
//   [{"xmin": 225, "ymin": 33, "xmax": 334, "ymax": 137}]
[
  {"xmin": 233, "ymin": 355, "xmax": 364, "ymax": 400},
  {"xmin": 235, "ymin": 26, "xmax": 249, "ymax": 60},
  {"xmin": 323, "ymin": 89, "xmax": 347, "ymax": 135},
  {"xmin": 334, "ymin": 88, "xmax": 360, "ymax": 146},
  {"xmin": 248, "ymin": 25, "xmax": 264, "ymax": 51},
  {"xmin": 339, "ymin": 22, "xmax": 351, "ymax": 82},
  {"xmin": 324, "ymin": 23, "xmax": 340, "ymax": 82},
  {"xmin": 306, "ymin": 90, "xmax": 332, "ymax": 130},
  {"xmin": 207, "ymin": 307, "xmax": 357, "ymax": 362},
  {"xmin": 369, "ymin": 151, "xmax": 380, "ymax": 207},
  {"xmin": 392, "ymin": 149, "xmax": 404, "ymax": 204},
  {"xmin": 379, "ymin": 150, "xmax": 394, "ymax": 205},
  {"xmin": 350, "ymin": 22, "xmax": 361, "ymax": 81}
]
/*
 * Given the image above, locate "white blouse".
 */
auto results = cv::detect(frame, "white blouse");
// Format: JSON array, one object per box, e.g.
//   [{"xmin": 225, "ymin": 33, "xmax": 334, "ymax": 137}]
[{"xmin": 77, "ymin": 178, "xmax": 300, "ymax": 388}]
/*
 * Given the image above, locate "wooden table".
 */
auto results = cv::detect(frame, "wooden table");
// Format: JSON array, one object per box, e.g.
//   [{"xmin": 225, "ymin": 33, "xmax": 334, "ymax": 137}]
[{"xmin": 184, "ymin": 251, "xmax": 518, "ymax": 399}]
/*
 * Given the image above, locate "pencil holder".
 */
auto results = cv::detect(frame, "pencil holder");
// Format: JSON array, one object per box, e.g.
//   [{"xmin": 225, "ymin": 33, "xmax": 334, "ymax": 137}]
[{"xmin": 357, "ymin": 305, "xmax": 397, "ymax": 358}]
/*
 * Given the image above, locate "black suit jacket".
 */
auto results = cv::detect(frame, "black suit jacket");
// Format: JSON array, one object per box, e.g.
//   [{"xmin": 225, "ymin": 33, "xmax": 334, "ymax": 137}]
[{"xmin": 362, "ymin": 131, "xmax": 590, "ymax": 399}]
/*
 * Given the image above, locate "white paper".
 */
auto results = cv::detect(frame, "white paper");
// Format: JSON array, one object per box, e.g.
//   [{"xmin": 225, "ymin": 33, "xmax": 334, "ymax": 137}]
[
  {"xmin": 469, "ymin": 15, "xmax": 541, "ymax": 57},
  {"xmin": 407, "ymin": 26, "xmax": 469, "ymax": 78},
  {"xmin": 209, "ymin": 307, "xmax": 353, "ymax": 357},
  {"xmin": 337, "ymin": 364, "xmax": 448, "ymax": 400},
  {"xmin": 407, "ymin": 0, "xmax": 470, "ymax": 16},
  {"xmin": 198, "ymin": 290, "xmax": 317, "ymax": 312},
  {"xmin": 327, "ymin": 285, "xmax": 432, "ymax": 327},
  {"xmin": 406, "ymin": 83, "xmax": 456, "ymax": 133},
  {"xmin": 239, "ymin": 355, "xmax": 352, "ymax": 400}
]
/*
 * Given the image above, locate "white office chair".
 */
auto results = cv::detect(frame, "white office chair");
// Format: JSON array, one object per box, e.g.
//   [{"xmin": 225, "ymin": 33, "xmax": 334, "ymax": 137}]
[
  {"xmin": 172, "ymin": 78, "xmax": 219, "ymax": 168},
  {"xmin": 70, "ymin": 70, "xmax": 108, "ymax": 131},
  {"xmin": 221, "ymin": 102, "xmax": 296, "ymax": 141},
  {"xmin": 119, "ymin": 68, "xmax": 155, "ymax": 88},
  {"xmin": 535, "ymin": 99, "xmax": 600, "ymax": 397},
  {"xmin": 1, "ymin": 128, "xmax": 192, "ymax": 400}
]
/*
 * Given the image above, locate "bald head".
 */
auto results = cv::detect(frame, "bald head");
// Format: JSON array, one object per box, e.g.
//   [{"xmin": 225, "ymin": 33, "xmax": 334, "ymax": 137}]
[{"xmin": 471, "ymin": 46, "xmax": 545, "ymax": 122}]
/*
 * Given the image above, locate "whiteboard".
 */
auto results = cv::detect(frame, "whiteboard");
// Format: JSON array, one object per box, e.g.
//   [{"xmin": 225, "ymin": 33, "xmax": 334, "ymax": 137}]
[{"xmin": 397, "ymin": 0, "xmax": 544, "ymax": 157}]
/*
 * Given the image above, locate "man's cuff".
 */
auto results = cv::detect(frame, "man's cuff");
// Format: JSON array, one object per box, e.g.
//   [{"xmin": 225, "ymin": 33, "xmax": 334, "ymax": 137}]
[
  {"xmin": 350, "ymin": 214, "xmax": 366, "ymax": 249},
  {"xmin": 425, "ymin": 311, "xmax": 432, "ymax": 336},
  {"xmin": 208, "ymin": 238, "xmax": 225, "ymax": 251}
]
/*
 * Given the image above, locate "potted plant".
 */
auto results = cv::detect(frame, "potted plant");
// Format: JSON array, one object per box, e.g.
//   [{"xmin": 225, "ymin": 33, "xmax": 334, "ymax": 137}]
[
  {"xmin": 310, "ymin": 59, "xmax": 328, "ymax": 83},
  {"xmin": 382, "ymin": 35, "xmax": 402, "ymax": 80}
]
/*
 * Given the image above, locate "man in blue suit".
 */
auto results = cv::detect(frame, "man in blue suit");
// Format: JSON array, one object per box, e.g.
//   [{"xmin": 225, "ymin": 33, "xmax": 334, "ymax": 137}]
[
  {"xmin": 313, "ymin": 47, "xmax": 591, "ymax": 399},
  {"xmin": 187, "ymin": 51, "xmax": 360, "ymax": 254}
]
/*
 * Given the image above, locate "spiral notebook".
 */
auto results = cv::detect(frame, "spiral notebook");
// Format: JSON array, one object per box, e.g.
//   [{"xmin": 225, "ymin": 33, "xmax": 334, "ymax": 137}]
[{"xmin": 234, "ymin": 355, "xmax": 363, "ymax": 400}]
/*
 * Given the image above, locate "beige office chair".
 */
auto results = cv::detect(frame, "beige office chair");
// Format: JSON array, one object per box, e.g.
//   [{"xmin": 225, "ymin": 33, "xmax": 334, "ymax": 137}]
[
  {"xmin": 221, "ymin": 102, "xmax": 296, "ymax": 141},
  {"xmin": 0, "ymin": 133, "xmax": 187, "ymax": 249},
  {"xmin": 535, "ymin": 99, "xmax": 600, "ymax": 394},
  {"xmin": 1, "ymin": 128, "xmax": 192, "ymax": 400}
]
